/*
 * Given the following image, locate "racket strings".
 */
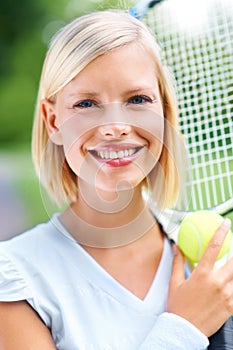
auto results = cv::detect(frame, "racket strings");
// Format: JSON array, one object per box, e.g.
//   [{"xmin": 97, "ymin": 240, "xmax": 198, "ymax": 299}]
[{"xmin": 145, "ymin": 0, "xmax": 233, "ymax": 211}]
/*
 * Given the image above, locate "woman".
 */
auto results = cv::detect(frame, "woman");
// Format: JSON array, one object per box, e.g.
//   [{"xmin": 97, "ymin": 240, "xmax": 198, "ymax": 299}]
[{"xmin": 0, "ymin": 10, "xmax": 232, "ymax": 349}]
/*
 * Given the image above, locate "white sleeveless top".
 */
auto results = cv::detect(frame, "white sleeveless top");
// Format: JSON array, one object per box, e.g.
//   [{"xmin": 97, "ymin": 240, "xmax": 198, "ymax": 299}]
[{"xmin": 0, "ymin": 214, "xmax": 208, "ymax": 349}]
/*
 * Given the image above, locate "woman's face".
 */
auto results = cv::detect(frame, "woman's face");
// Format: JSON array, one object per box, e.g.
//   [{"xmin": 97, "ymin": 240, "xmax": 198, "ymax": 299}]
[{"xmin": 42, "ymin": 43, "xmax": 164, "ymax": 194}]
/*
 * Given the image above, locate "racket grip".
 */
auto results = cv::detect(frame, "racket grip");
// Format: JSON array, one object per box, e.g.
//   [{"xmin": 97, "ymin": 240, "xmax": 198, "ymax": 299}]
[{"xmin": 208, "ymin": 316, "xmax": 233, "ymax": 349}]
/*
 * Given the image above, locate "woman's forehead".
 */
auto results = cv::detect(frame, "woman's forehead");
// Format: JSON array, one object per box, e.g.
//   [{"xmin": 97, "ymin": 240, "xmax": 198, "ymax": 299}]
[{"xmin": 58, "ymin": 44, "xmax": 159, "ymax": 98}]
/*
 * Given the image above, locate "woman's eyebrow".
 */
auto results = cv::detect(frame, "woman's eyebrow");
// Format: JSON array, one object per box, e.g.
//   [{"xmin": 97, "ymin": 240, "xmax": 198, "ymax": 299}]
[
  {"xmin": 122, "ymin": 85, "xmax": 160, "ymax": 97},
  {"xmin": 67, "ymin": 91, "xmax": 101, "ymax": 98},
  {"xmin": 124, "ymin": 85, "xmax": 158, "ymax": 93},
  {"xmin": 66, "ymin": 85, "xmax": 159, "ymax": 99}
]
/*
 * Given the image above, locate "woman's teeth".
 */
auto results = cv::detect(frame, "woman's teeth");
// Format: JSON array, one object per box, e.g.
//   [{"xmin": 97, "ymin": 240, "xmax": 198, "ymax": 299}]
[{"xmin": 97, "ymin": 148, "xmax": 138, "ymax": 160}]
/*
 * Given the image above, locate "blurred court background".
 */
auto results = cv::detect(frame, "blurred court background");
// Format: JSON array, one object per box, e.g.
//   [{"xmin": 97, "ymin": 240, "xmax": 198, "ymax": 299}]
[{"xmin": 0, "ymin": 0, "xmax": 132, "ymax": 239}]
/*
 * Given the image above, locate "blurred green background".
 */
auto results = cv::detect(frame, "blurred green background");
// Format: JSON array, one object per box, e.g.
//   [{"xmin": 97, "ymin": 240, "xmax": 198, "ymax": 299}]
[
  {"xmin": 1, "ymin": 0, "xmax": 232, "ymax": 239},
  {"xmin": 0, "ymin": 0, "xmax": 134, "ymax": 238}
]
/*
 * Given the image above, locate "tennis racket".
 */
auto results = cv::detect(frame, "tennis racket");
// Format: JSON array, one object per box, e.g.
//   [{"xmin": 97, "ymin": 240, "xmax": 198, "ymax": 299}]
[
  {"xmin": 130, "ymin": 0, "xmax": 233, "ymax": 237},
  {"xmin": 131, "ymin": 1, "xmax": 233, "ymax": 349}
]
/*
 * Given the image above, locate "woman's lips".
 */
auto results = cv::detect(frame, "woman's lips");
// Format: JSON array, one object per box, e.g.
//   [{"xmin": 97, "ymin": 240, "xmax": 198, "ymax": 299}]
[{"xmin": 89, "ymin": 145, "xmax": 144, "ymax": 167}]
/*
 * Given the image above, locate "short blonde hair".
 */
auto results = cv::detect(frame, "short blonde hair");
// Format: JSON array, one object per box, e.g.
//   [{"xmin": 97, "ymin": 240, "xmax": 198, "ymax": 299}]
[{"xmin": 32, "ymin": 10, "xmax": 184, "ymax": 209}]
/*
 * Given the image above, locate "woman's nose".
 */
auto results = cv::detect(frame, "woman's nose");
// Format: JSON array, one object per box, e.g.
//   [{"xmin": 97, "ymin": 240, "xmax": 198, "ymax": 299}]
[
  {"xmin": 97, "ymin": 122, "xmax": 132, "ymax": 138},
  {"xmin": 97, "ymin": 103, "xmax": 132, "ymax": 138}
]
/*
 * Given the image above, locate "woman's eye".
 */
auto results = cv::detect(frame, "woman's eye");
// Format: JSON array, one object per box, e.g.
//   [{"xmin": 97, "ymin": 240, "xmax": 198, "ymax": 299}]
[
  {"xmin": 129, "ymin": 95, "xmax": 152, "ymax": 104},
  {"xmin": 73, "ymin": 100, "xmax": 95, "ymax": 108}
]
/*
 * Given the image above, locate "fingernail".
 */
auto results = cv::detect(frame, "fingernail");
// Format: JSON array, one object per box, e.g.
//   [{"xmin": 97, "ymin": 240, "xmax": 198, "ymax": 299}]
[{"xmin": 222, "ymin": 218, "xmax": 231, "ymax": 228}]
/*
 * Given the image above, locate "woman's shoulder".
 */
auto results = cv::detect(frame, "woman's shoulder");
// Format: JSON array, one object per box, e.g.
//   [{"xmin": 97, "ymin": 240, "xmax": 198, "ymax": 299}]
[
  {"xmin": 0, "ymin": 214, "xmax": 73, "ymax": 279},
  {"xmin": 0, "ymin": 213, "xmax": 76, "ymax": 303},
  {"xmin": 0, "ymin": 213, "xmax": 65, "ymax": 252}
]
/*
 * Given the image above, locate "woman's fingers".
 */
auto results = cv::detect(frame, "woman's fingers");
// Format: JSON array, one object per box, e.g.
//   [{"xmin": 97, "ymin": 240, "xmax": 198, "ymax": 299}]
[
  {"xmin": 167, "ymin": 218, "xmax": 233, "ymax": 336},
  {"xmin": 197, "ymin": 218, "xmax": 232, "ymax": 270},
  {"xmin": 169, "ymin": 245, "xmax": 185, "ymax": 290}
]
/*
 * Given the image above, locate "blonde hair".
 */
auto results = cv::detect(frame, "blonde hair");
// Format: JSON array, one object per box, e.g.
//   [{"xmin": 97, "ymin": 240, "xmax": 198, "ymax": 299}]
[{"xmin": 32, "ymin": 10, "xmax": 184, "ymax": 209}]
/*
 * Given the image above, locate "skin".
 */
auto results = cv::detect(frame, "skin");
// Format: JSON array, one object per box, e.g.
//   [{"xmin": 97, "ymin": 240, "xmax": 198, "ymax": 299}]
[
  {"xmin": 45, "ymin": 43, "xmax": 164, "ymax": 198},
  {"xmin": 1, "ymin": 43, "xmax": 233, "ymax": 349},
  {"xmin": 0, "ymin": 301, "xmax": 56, "ymax": 349}
]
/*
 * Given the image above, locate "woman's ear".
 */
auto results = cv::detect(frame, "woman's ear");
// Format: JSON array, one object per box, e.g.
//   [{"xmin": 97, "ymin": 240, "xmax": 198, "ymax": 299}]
[{"xmin": 41, "ymin": 99, "xmax": 63, "ymax": 145}]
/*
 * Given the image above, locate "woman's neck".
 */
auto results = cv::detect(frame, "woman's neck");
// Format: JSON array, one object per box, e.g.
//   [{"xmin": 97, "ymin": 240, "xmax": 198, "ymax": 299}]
[
  {"xmin": 59, "ymin": 181, "xmax": 157, "ymax": 248},
  {"xmin": 73, "ymin": 179, "xmax": 147, "ymax": 226}
]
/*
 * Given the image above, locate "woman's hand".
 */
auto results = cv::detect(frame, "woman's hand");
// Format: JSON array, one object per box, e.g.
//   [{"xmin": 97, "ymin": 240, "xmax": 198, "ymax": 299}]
[{"xmin": 167, "ymin": 219, "xmax": 233, "ymax": 337}]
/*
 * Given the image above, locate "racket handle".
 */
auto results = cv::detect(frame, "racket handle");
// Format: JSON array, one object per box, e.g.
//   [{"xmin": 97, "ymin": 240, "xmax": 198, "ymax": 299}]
[{"xmin": 208, "ymin": 316, "xmax": 233, "ymax": 349}]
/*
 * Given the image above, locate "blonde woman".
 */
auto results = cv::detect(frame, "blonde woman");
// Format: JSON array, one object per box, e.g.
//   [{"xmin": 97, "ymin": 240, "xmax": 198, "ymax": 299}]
[{"xmin": 0, "ymin": 10, "xmax": 232, "ymax": 350}]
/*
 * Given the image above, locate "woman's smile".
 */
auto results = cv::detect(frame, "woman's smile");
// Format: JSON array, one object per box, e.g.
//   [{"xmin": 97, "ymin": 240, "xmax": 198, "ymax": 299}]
[{"xmin": 88, "ymin": 143, "xmax": 145, "ymax": 167}]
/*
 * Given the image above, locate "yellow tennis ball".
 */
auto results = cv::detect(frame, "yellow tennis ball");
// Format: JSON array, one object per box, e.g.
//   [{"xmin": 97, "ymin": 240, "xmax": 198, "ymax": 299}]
[{"xmin": 177, "ymin": 211, "xmax": 232, "ymax": 265}]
